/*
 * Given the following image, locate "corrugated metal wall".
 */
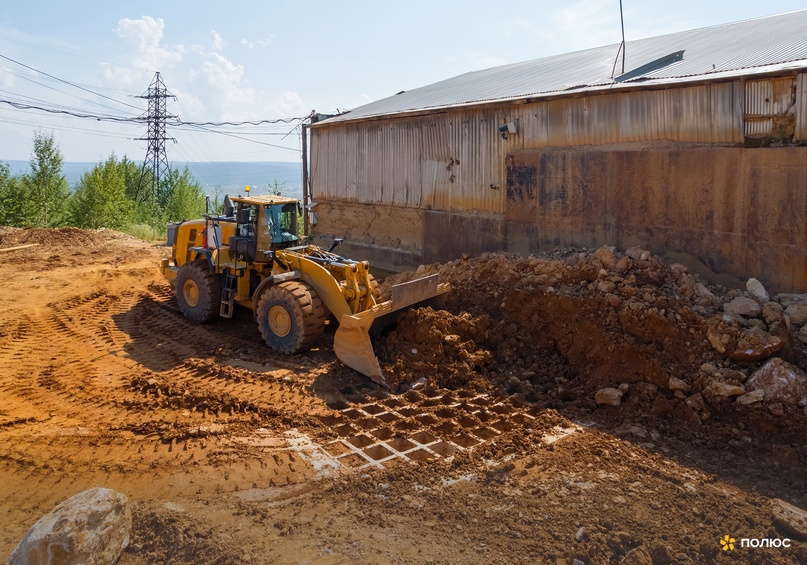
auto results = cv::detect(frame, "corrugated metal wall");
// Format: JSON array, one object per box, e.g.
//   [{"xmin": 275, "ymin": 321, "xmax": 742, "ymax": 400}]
[
  {"xmin": 745, "ymin": 77, "xmax": 796, "ymax": 138},
  {"xmin": 310, "ymin": 82, "xmax": 745, "ymax": 214}
]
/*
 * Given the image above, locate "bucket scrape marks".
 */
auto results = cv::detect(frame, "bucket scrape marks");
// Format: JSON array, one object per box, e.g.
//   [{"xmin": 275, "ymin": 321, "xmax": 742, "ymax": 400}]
[{"xmin": 313, "ymin": 388, "xmax": 546, "ymax": 470}]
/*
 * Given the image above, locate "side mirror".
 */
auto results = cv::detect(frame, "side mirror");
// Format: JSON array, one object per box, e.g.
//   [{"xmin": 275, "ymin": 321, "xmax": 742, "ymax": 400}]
[
  {"xmin": 223, "ymin": 195, "xmax": 234, "ymax": 217},
  {"xmin": 327, "ymin": 238, "xmax": 344, "ymax": 252}
]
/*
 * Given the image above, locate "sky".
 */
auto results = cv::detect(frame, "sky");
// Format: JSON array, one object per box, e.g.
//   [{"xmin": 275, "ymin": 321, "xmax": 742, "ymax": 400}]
[{"xmin": 1, "ymin": 1, "xmax": 805, "ymax": 164}]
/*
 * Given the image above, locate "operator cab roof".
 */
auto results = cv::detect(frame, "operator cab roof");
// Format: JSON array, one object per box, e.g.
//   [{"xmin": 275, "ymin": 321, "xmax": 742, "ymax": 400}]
[{"xmin": 230, "ymin": 194, "xmax": 299, "ymax": 206}]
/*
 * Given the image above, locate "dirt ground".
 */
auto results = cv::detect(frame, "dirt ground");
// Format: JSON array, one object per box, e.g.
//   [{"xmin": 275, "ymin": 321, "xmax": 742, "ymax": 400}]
[{"xmin": 1, "ymin": 227, "xmax": 806, "ymax": 564}]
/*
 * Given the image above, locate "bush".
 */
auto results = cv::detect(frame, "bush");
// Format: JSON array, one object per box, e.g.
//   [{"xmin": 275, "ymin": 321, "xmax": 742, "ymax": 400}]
[{"xmin": 123, "ymin": 223, "xmax": 163, "ymax": 242}]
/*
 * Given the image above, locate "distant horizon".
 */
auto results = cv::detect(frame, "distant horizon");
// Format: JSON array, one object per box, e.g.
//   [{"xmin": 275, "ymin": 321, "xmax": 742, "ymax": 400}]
[
  {"xmin": 4, "ymin": 158, "xmax": 300, "ymax": 166},
  {"xmin": 4, "ymin": 159, "xmax": 304, "ymax": 197}
]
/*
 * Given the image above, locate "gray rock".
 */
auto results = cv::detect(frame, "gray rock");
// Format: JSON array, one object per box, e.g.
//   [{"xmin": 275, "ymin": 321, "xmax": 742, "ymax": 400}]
[
  {"xmin": 595, "ymin": 387, "xmax": 623, "ymax": 406},
  {"xmin": 736, "ymin": 389, "xmax": 764, "ymax": 405},
  {"xmin": 747, "ymin": 318, "xmax": 767, "ymax": 331},
  {"xmin": 746, "ymin": 278, "xmax": 769, "ymax": 302},
  {"xmin": 746, "ymin": 358, "xmax": 807, "ymax": 405},
  {"xmin": 597, "ymin": 280, "xmax": 617, "ymax": 293},
  {"xmin": 625, "ymin": 247, "xmax": 650, "ymax": 261},
  {"xmin": 685, "ymin": 393, "xmax": 705, "ymax": 411},
  {"xmin": 705, "ymin": 381, "xmax": 746, "ymax": 397},
  {"xmin": 800, "ymin": 325, "xmax": 807, "ymax": 345},
  {"xmin": 717, "ymin": 368, "xmax": 748, "ymax": 384},
  {"xmin": 775, "ymin": 293, "xmax": 807, "ymax": 309},
  {"xmin": 771, "ymin": 498, "xmax": 807, "ymax": 541},
  {"xmin": 693, "ymin": 283, "xmax": 715, "ymax": 300},
  {"xmin": 7, "ymin": 488, "xmax": 131, "ymax": 565},
  {"xmin": 668, "ymin": 376, "xmax": 691, "ymax": 393},
  {"xmin": 700, "ymin": 363, "xmax": 718, "ymax": 374},
  {"xmin": 614, "ymin": 423, "xmax": 649, "ymax": 439},
  {"xmin": 785, "ymin": 303, "xmax": 807, "ymax": 326},
  {"xmin": 723, "ymin": 296, "xmax": 761, "ymax": 318}
]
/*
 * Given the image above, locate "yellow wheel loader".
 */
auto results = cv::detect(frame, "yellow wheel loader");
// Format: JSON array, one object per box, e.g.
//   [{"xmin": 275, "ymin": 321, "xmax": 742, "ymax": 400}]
[{"xmin": 160, "ymin": 193, "xmax": 449, "ymax": 388}]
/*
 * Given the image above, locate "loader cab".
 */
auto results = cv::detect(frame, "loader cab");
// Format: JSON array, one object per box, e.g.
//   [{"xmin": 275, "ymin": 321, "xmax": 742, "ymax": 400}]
[
  {"xmin": 266, "ymin": 202, "xmax": 300, "ymax": 248},
  {"xmin": 228, "ymin": 195, "xmax": 301, "ymax": 263}
]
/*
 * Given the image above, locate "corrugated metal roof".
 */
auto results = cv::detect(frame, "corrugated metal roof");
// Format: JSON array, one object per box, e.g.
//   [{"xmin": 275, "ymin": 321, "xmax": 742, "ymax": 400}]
[{"xmin": 318, "ymin": 10, "xmax": 807, "ymax": 125}]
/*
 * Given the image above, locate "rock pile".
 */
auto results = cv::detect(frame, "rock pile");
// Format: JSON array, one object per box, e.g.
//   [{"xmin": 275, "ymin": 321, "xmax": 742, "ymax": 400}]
[{"xmin": 378, "ymin": 246, "xmax": 807, "ymax": 432}]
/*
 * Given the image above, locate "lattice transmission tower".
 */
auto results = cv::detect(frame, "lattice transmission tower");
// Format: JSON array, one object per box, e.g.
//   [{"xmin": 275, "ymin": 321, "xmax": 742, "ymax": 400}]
[{"xmin": 136, "ymin": 72, "xmax": 177, "ymax": 201}]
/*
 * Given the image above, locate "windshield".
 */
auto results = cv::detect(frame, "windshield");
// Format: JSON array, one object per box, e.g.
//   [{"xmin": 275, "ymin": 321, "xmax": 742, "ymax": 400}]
[{"xmin": 265, "ymin": 203, "xmax": 298, "ymax": 244}]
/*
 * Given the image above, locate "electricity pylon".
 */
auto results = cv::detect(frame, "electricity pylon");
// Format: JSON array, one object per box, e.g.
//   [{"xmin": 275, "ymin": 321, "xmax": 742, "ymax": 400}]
[{"xmin": 136, "ymin": 72, "xmax": 176, "ymax": 202}]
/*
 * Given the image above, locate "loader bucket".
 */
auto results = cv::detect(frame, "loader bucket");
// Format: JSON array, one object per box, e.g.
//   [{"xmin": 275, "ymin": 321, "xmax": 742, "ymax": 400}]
[
  {"xmin": 333, "ymin": 274, "xmax": 450, "ymax": 389},
  {"xmin": 334, "ymin": 309, "xmax": 386, "ymax": 387}
]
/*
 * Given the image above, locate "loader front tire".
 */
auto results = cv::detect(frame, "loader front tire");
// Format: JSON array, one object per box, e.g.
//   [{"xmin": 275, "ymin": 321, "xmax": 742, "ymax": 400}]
[
  {"xmin": 176, "ymin": 260, "xmax": 221, "ymax": 323},
  {"xmin": 257, "ymin": 281, "xmax": 325, "ymax": 354}
]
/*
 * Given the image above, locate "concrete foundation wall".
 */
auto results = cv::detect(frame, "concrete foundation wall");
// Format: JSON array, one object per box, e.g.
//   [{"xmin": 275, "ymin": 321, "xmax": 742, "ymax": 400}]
[{"xmin": 314, "ymin": 146, "xmax": 807, "ymax": 293}]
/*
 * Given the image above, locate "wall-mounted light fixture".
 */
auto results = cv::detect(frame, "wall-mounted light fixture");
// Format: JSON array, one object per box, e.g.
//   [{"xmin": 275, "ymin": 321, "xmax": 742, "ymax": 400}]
[{"xmin": 499, "ymin": 121, "xmax": 517, "ymax": 139}]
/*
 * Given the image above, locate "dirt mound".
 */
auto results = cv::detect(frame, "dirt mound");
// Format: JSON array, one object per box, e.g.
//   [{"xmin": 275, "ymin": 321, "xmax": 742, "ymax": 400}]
[
  {"xmin": 2, "ymin": 230, "xmax": 806, "ymax": 564},
  {"xmin": 379, "ymin": 246, "xmax": 807, "ymax": 443},
  {"xmin": 0, "ymin": 226, "xmax": 128, "ymax": 248}
]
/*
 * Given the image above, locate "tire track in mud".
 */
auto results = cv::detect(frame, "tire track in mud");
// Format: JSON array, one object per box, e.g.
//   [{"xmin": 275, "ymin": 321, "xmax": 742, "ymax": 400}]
[{"xmin": 0, "ymin": 238, "xmax": 563, "ymax": 517}]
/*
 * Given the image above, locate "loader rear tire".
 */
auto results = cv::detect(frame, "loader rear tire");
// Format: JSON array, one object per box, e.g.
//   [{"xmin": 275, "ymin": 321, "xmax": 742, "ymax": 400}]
[
  {"xmin": 176, "ymin": 260, "xmax": 221, "ymax": 323},
  {"xmin": 257, "ymin": 281, "xmax": 325, "ymax": 354}
]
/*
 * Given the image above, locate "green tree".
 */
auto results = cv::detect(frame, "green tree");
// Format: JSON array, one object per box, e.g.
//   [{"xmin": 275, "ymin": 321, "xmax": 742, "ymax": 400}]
[
  {"xmin": 68, "ymin": 155, "xmax": 135, "ymax": 229},
  {"xmin": 162, "ymin": 166, "xmax": 205, "ymax": 222},
  {"xmin": 24, "ymin": 130, "xmax": 70, "ymax": 227},
  {"xmin": 269, "ymin": 179, "xmax": 286, "ymax": 196},
  {"xmin": 0, "ymin": 162, "xmax": 27, "ymax": 227}
]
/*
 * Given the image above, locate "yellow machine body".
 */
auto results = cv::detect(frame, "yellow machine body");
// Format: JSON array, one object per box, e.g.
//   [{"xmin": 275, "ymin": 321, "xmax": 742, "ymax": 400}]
[{"xmin": 160, "ymin": 194, "xmax": 449, "ymax": 387}]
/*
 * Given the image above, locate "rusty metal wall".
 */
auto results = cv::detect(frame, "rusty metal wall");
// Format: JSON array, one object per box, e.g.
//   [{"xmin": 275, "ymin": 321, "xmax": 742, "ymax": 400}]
[
  {"xmin": 745, "ymin": 77, "xmax": 796, "ymax": 138},
  {"xmin": 504, "ymin": 145, "xmax": 807, "ymax": 292},
  {"xmin": 311, "ymin": 82, "xmax": 744, "ymax": 214},
  {"xmin": 797, "ymin": 73, "xmax": 807, "ymax": 141}
]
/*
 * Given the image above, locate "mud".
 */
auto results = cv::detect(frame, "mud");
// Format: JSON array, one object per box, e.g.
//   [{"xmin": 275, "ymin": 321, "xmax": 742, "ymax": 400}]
[{"xmin": 1, "ymin": 229, "xmax": 805, "ymax": 564}]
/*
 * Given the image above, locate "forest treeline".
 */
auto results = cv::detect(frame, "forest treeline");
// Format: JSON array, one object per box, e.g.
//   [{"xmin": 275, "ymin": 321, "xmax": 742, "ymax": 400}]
[{"xmin": 0, "ymin": 131, "xmax": 206, "ymax": 239}]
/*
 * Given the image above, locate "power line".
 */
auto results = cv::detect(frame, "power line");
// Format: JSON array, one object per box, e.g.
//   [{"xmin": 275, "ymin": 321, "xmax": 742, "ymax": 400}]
[
  {"xmin": 0, "ymin": 53, "xmax": 143, "ymax": 111},
  {"xmin": 175, "ymin": 123, "xmax": 302, "ymax": 152},
  {"xmin": 0, "ymin": 98, "xmax": 140, "ymax": 123}
]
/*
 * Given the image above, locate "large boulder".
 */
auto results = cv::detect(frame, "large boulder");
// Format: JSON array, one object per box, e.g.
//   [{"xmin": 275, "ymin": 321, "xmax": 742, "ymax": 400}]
[
  {"xmin": 6, "ymin": 488, "xmax": 131, "ymax": 565},
  {"xmin": 771, "ymin": 498, "xmax": 807, "ymax": 541},
  {"xmin": 746, "ymin": 358, "xmax": 807, "ymax": 405},
  {"xmin": 728, "ymin": 327, "xmax": 784, "ymax": 361},
  {"xmin": 723, "ymin": 296, "xmax": 761, "ymax": 318}
]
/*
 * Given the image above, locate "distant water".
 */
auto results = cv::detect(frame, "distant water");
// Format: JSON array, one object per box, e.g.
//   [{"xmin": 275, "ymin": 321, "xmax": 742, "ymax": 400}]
[{"xmin": 4, "ymin": 160, "xmax": 304, "ymax": 199}]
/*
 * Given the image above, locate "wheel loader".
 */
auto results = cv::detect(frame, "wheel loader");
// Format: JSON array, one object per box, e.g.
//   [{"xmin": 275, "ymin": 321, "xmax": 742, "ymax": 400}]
[{"xmin": 159, "ymin": 193, "xmax": 449, "ymax": 388}]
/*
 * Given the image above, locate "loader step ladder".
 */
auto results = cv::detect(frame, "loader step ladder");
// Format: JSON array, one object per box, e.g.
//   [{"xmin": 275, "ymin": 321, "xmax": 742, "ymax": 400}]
[{"xmin": 220, "ymin": 268, "xmax": 237, "ymax": 318}]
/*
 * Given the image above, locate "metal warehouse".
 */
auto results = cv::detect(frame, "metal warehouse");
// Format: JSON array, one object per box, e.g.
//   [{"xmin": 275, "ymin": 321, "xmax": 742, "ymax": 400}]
[{"xmin": 307, "ymin": 10, "xmax": 807, "ymax": 292}]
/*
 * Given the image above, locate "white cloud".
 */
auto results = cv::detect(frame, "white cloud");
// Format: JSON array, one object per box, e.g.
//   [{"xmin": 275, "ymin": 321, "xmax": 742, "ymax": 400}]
[
  {"xmin": 212, "ymin": 31, "xmax": 224, "ymax": 51},
  {"xmin": 202, "ymin": 52, "xmax": 245, "ymax": 86},
  {"xmin": 550, "ymin": 0, "xmax": 622, "ymax": 49},
  {"xmin": 101, "ymin": 16, "xmax": 184, "ymax": 88},
  {"xmin": 269, "ymin": 91, "xmax": 308, "ymax": 117},
  {"xmin": 240, "ymin": 36, "xmax": 275, "ymax": 49}
]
